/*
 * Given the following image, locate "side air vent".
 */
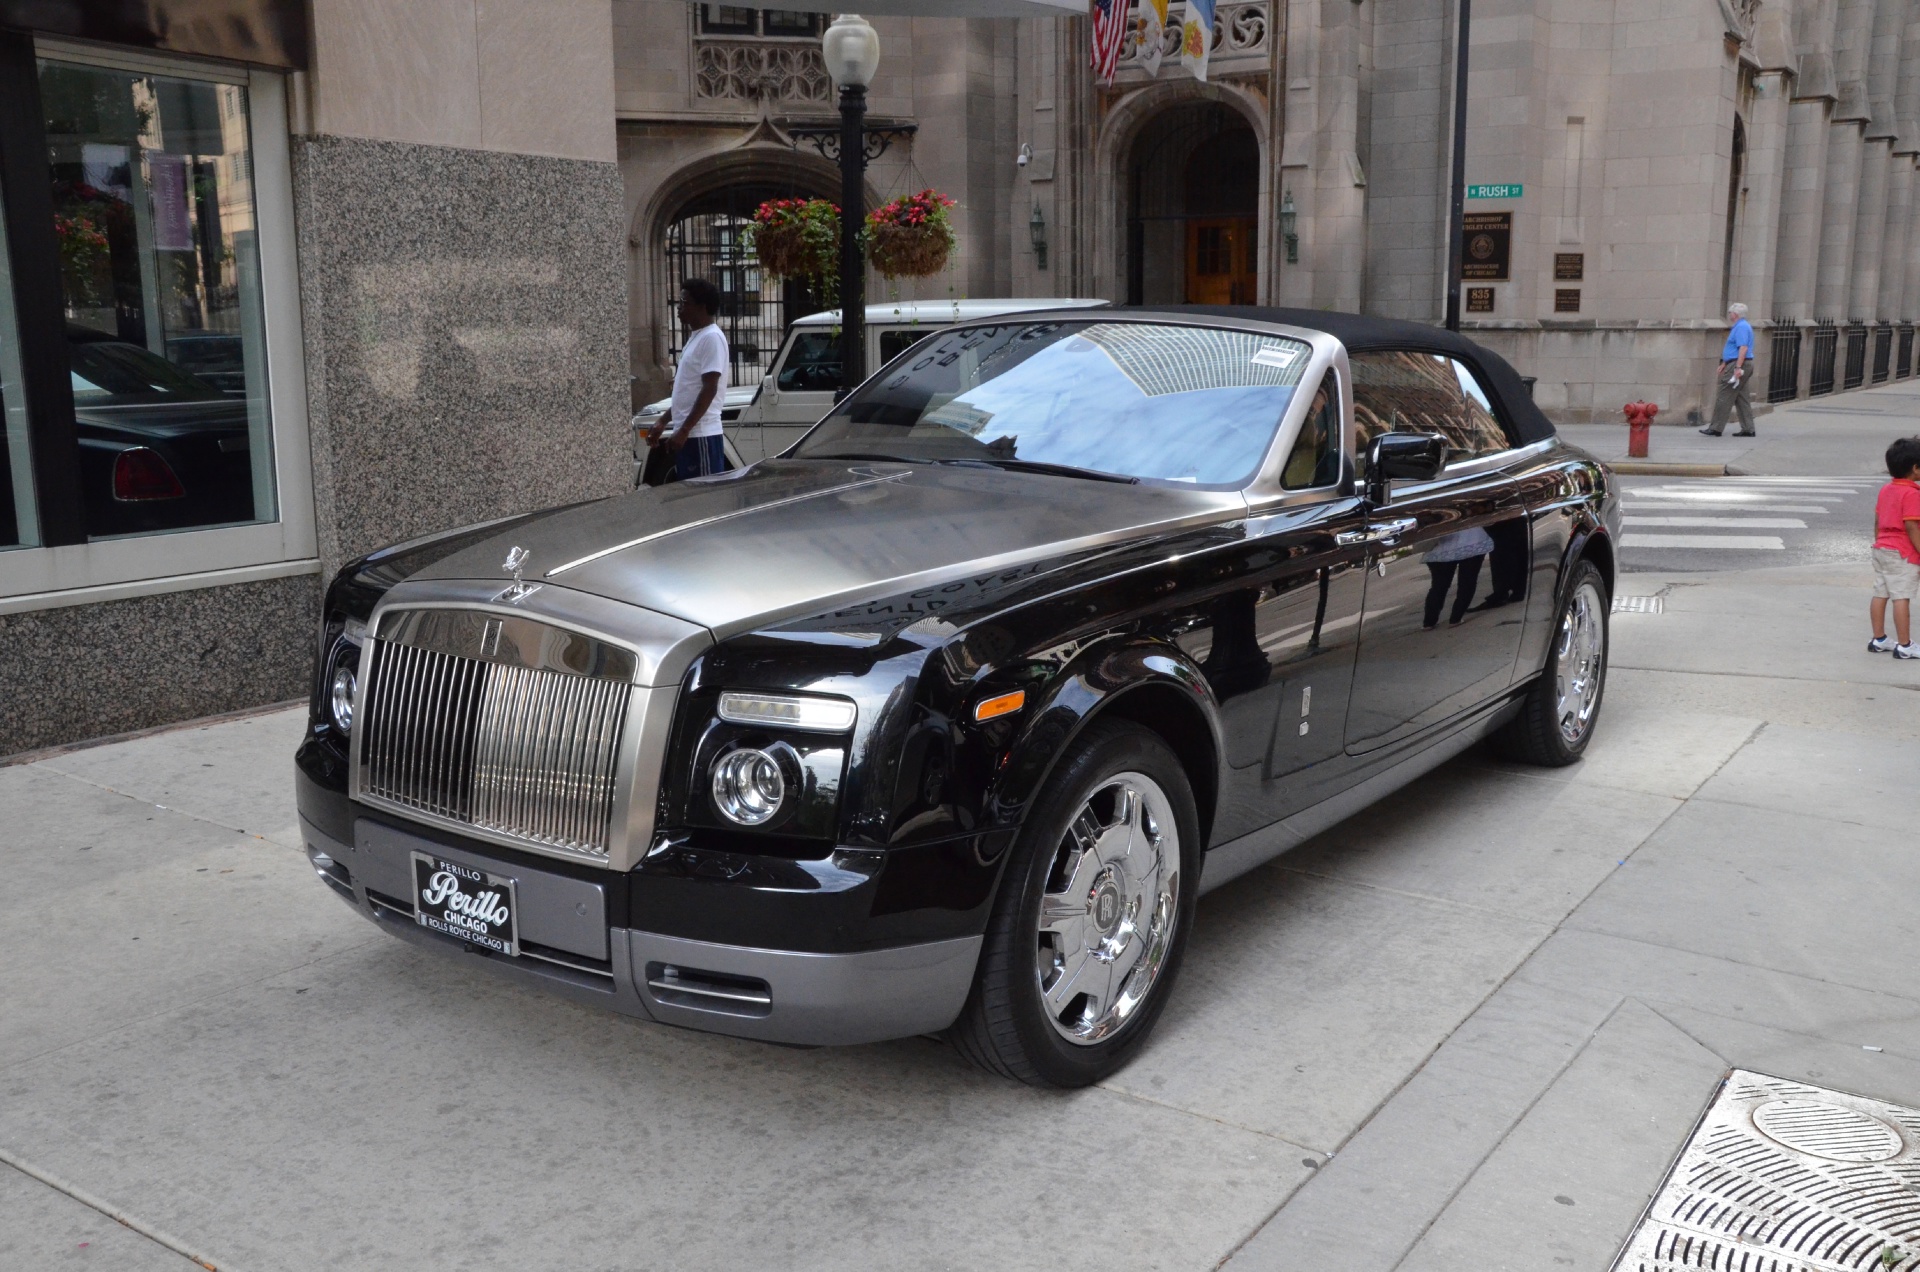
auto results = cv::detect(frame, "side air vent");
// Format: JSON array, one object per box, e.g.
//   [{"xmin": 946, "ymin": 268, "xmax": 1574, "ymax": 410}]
[{"xmin": 645, "ymin": 963, "xmax": 773, "ymax": 1017}]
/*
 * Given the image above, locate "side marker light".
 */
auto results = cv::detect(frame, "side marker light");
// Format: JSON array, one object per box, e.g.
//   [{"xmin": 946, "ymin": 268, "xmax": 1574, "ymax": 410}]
[{"xmin": 974, "ymin": 690, "xmax": 1026, "ymax": 722}]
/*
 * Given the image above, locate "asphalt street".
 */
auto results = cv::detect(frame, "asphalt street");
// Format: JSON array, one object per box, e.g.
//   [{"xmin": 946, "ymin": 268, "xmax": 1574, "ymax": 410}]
[{"xmin": 1618, "ymin": 474, "xmax": 1879, "ymax": 573}]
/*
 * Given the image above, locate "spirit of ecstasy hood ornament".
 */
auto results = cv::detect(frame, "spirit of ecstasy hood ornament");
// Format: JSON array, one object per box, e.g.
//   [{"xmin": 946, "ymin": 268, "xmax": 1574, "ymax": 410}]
[{"xmin": 497, "ymin": 545, "xmax": 539, "ymax": 604}]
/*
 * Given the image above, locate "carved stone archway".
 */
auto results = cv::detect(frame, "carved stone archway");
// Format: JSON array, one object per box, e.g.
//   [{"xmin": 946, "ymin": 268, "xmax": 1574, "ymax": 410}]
[
  {"xmin": 1091, "ymin": 79, "xmax": 1271, "ymax": 305},
  {"xmin": 629, "ymin": 144, "xmax": 883, "ymax": 398}
]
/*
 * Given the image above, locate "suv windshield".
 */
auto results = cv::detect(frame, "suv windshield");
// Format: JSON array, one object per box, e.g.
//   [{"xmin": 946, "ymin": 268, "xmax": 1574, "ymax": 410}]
[{"xmin": 795, "ymin": 321, "xmax": 1312, "ymax": 486}]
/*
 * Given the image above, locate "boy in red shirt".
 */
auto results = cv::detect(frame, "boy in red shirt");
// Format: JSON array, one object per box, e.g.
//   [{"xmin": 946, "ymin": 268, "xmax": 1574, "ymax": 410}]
[{"xmin": 1870, "ymin": 436, "xmax": 1920, "ymax": 657}]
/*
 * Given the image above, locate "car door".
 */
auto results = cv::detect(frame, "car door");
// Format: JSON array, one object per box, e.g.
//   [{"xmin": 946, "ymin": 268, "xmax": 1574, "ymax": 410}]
[
  {"xmin": 757, "ymin": 328, "xmax": 843, "ymax": 458},
  {"xmin": 1184, "ymin": 372, "xmax": 1371, "ymax": 841},
  {"xmin": 1344, "ymin": 351, "xmax": 1532, "ymax": 752}
]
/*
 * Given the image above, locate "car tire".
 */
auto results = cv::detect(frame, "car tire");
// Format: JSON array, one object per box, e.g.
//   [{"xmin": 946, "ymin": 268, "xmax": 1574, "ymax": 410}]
[
  {"xmin": 1498, "ymin": 558, "xmax": 1609, "ymax": 767},
  {"xmin": 949, "ymin": 719, "xmax": 1199, "ymax": 1088}
]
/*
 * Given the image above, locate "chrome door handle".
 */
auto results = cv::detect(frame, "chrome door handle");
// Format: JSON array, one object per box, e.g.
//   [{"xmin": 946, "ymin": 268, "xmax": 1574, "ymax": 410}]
[{"xmin": 1335, "ymin": 518, "xmax": 1419, "ymax": 547}]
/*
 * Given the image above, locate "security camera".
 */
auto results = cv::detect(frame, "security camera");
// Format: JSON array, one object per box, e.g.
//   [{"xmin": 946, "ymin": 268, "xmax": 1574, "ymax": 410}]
[{"xmin": 1017, "ymin": 143, "xmax": 1032, "ymax": 168}]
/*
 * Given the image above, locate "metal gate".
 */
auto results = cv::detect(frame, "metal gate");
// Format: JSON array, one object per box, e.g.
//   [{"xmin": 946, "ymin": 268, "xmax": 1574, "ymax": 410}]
[
  {"xmin": 1809, "ymin": 321, "xmax": 1838, "ymax": 396},
  {"xmin": 1844, "ymin": 324, "xmax": 1869, "ymax": 390},
  {"xmin": 1873, "ymin": 325, "xmax": 1893, "ymax": 384},
  {"xmin": 660, "ymin": 183, "xmax": 827, "ymax": 388},
  {"xmin": 1900, "ymin": 325, "xmax": 1915, "ymax": 379},
  {"xmin": 1767, "ymin": 323, "xmax": 1801, "ymax": 403}
]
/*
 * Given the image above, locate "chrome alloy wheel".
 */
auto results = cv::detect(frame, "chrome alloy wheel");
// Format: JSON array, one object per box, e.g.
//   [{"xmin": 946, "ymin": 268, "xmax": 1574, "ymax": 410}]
[
  {"xmin": 1554, "ymin": 578, "xmax": 1607, "ymax": 744},
  {"xmin": 1034, "ymin": 772, "xmax": 1181, "ymax": 1046}
]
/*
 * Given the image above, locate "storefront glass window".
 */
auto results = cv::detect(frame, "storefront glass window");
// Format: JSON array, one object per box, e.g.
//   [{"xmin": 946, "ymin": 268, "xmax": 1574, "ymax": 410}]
[
  {"xmin": 39, "ymin": 58, "xmax": 275, "ymax": 539},
  {"xmin": 0, "ymin": 182, "xmax": 36, "ymax": 549}
]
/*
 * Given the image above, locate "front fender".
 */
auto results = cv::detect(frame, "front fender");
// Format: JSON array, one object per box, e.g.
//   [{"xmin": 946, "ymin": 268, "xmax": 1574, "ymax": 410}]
[{"xmin": 984, "ymin": 637, "xmax": 1224, "ymax": 840}]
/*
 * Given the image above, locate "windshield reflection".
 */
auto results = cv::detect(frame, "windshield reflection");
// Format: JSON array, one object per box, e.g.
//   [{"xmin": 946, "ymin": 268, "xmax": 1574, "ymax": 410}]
[{"xmin": 797, "ymin": 321, "xmax": 1311, "ymax": 487}]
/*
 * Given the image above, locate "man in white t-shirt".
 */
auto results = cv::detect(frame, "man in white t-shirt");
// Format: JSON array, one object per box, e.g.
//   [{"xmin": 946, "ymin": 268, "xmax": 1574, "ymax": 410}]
[{"xmin": 652, "ymin": 278, "xmax": 731, "ymax": 479}]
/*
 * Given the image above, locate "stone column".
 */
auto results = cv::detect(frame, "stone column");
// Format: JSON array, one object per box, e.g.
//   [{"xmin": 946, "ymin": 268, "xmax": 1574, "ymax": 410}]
[
  {"xmin": 1310, "ymin": 0, "xmax": 1366, "ymax": 311},
  {"xmin": 1816, "ymin": 0, "xmax": 1874, "ymax": 318},
  {"xmin": 1893, "ymin": 0, "xmax": 1920, "ymax": 318},
  {"xmin": 1883, "ymin": 158, "xmax": 1915, "ymax": 319},
  {"xmin": 1772, "ymin": 97, "xmax": 1835, "ymax": 321},
  {"xmin": 1735, "ymin": 71, "xmax": 1793, "ymax": 324},
  {"xmin": 1850, "ymin": 139, "xmax": 1893, "ymax": 317}
]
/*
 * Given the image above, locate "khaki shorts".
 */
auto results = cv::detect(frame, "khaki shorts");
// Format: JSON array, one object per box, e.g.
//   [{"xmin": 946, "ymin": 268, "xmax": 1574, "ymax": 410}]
[{"xmin": 1872, "ymin": 546, "xmax": 1920, "ymax": 600}]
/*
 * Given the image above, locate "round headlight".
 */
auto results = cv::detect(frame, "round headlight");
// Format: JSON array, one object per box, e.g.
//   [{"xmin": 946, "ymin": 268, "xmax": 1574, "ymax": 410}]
[
  {"xmin": 329, "ymin": 664, "xmax": 356, "ymax": 735},
  {"xmin": 711, "ymin": 746, "xmax": 786, "ymax": 826}
]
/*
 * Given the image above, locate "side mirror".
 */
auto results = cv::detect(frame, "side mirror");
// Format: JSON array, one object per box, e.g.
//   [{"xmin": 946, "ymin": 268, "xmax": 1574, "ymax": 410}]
[{"xmin": 1364, "ymin": 432, "xmax": 1448, "ymax": 505}]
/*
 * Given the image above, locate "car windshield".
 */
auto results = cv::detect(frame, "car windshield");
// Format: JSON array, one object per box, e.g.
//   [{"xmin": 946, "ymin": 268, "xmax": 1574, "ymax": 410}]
[{"xmin": 794, "ymin": 320, "xmax": 1312, "ymax": 487}]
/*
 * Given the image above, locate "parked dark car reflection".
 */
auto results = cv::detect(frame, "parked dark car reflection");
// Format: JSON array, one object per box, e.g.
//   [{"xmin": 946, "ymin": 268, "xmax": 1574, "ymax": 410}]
[
  {"xmin": 294, "ymin": 306, "xmax": 1619, "ymax": 1089},
  {"xmin": 68, "ymin": 326, "xmax": 257, "ymax": 536}
]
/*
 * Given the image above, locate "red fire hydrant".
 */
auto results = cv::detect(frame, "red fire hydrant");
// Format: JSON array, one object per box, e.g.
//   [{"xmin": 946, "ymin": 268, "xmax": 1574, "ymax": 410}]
[{"xmin": 1623, "ymin": 400, "xmax": 1659, "ymax": 458}]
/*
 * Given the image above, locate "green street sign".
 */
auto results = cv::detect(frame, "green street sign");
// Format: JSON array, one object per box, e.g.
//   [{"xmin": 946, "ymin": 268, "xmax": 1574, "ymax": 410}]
[{"xmin": 1467, "ymin": 183, "xmax": 1523, "ymax": 199}]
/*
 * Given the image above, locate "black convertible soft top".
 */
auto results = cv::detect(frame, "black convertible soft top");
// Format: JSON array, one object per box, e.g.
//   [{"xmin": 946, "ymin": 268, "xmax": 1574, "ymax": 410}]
[{"xmin": 1109, "ymin": 304, "xmax": 1557, "ymax": 446}]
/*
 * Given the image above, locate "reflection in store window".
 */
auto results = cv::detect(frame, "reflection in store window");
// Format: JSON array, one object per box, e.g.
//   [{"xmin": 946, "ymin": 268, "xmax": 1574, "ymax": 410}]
[
  {"xmin": 40, "ymin": 58, "xmax": 275, "ymax": 539},
  {"xmin": 0, "ymin": 182, "xmax": 34, "ymax": 550}
]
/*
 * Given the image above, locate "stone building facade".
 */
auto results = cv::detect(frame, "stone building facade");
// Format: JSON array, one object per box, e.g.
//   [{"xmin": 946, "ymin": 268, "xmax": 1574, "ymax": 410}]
[{"xmin": 617, "ymin": 0, "xmax": 1920, "ymax": 423}]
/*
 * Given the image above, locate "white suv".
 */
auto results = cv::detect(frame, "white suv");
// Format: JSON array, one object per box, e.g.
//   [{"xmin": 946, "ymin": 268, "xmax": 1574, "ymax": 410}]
[{"xmin": 632, "ymin": 298, "xmax": 1106, "ymax": 472}]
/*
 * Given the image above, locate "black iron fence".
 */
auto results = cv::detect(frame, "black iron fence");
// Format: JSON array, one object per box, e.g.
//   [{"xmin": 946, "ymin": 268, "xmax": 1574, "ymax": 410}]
[
  {"xmin": 1844, "ymin": 324, "xmax": 1869, "ymax": 390},
  {"xmin": 1809, "ymin": 321, "xmax": 1838, "ymax": 395},
  {"xmin": 1901, "ymin": 325, "xmax": 1915, "ymax": 380},
  {"xmin": 1767, "ymin": 324, "xmax": 1802, "ymax": 403},
  {"xmin": 1873, "ymin": 325, "xmax": 1893, "ymax": 384}
]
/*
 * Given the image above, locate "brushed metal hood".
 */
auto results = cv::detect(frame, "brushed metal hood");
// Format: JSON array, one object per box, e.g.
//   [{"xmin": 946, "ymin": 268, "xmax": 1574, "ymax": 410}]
[{"xmin": 414, "ymin": 460, "xmax": 1246, "ymax": 637}]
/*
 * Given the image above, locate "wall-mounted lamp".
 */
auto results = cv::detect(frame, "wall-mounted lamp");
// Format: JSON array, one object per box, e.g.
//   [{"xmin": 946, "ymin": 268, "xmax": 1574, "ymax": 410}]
[
  {"xmin": 1280, "ymin": 189, "xmax": 1298, "ymax": 264},
  {"xmin": 1030, "ymin": 202, "xmax": 1048, "ymax": 270}
]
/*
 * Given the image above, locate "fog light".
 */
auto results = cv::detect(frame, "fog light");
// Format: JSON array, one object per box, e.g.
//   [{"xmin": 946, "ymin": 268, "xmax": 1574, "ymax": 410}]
[
  {"xmin": 329, "ymin": 664, "xmax": 356, "ymax": 734},
  {"xmin": 711, "ymin": 747, "xmax": 786, "ymax": 826}
]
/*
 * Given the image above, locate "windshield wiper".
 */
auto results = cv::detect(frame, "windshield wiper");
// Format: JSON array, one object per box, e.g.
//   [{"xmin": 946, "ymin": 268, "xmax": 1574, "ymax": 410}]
[{"xmin": 933, "ymin": 457, "xmax": 1140, "ymax": 485}]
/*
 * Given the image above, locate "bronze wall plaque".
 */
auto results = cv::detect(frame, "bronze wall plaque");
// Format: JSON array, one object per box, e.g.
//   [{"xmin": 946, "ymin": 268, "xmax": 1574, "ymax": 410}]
[
  {"xmin": 1462, "ymin": 212, "xmax": 1512, "ymax": 281},
  {"xmin": 1466, "ymin": 287, "xmax": 1495, "ymax": 313},
  {"xmin": 1554, "ymin": 252, "xmax": 1584, "ymax": 281},
  {"xmin": 1555, "ymin": 288, "xmax": 1582, "ymax": 313}
]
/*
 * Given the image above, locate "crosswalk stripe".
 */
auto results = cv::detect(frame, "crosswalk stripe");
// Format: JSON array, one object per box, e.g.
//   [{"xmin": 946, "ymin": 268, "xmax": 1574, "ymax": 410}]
[
  {"xmin": 1626, "ymin": 502, "xmax": 1830, "ymax": 514},
  {"xmin": 1623, "ymin": 516, "xmax": 1808, "ymax": 528},
  {"xmin": 1620, "ymin": 534, "xmax": 1785, "ymax": 549},
  {"xmin": 1629, "ymin": 491, "xmax": 1843, "ymax": 502}
]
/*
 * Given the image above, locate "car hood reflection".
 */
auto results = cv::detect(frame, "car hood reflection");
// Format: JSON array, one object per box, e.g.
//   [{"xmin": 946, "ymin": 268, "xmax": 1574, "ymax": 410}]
[{"xmin": 414, "ymin": 459, "xmax": 1245, "ymax": 636}]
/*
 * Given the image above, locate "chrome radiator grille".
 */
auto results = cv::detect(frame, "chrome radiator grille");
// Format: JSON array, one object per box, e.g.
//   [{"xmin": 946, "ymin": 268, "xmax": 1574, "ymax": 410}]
[{"xmin": 357, "ymin": 615, "xmax": 633, "ymax": 858}]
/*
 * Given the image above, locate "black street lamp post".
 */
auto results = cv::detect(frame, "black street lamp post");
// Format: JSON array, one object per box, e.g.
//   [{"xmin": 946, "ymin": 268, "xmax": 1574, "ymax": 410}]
[
  {"xmin": 1444, "ymin": 0, "xmax": 1471, "ymax": 331},
  {"xmin": 822, "ymin": 14, "xmax": 881, "ymax": 391}
]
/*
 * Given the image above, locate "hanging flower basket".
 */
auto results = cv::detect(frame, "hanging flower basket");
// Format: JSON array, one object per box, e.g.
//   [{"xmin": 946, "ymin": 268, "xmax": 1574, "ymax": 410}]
[
  {"xmin": 866, "ymin": 189, "xmax": 958, "ymax": 280},
  {"xmin": 746, "ymin": 198, "xmax": 840, "ymax": 299}
]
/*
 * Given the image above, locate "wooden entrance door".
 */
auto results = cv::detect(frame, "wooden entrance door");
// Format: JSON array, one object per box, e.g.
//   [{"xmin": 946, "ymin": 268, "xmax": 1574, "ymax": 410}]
[{"xmin": 1186, "ymin": 218, "xmax": 1257, "ymax": 304}]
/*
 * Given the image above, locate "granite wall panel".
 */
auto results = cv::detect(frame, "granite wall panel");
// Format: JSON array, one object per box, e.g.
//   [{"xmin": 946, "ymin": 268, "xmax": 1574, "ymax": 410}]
[
  {"xmin": 0, "ymin": 574, "xmax": 320, "ymax": 758},
  {"xmin": 292, "ymin": 134, "xmax": 630, "ymax": 574}
]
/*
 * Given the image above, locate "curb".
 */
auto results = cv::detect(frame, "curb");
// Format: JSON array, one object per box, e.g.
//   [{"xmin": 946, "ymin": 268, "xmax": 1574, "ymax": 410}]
[{"xmin": 1606, "ymin": 461, "xmax": 1736, "ymax": 476}]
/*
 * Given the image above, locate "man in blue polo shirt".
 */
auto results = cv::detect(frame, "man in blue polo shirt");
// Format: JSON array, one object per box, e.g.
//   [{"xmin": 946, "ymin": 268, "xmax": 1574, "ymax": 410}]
[{"xmin": 1701, "ymin": 302, "xmax": 1756, "ymax": 437}]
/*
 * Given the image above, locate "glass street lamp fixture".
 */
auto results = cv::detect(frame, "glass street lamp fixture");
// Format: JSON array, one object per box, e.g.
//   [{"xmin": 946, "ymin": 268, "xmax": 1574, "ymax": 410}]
[
  {"xmin": 1030, "ymin": 202, "xmax": 1048, "ymax": 270},
  {"xmin": 824, "ymin": 14, "xmax": 881, "ymax": 391},
  {"xmin": 1280, "ymin": 189, "xmax": 1298, "ymax": 264}
]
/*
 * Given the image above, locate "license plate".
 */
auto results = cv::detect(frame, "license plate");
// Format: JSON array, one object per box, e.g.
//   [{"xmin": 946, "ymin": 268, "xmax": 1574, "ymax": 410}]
[{"xmin": 411, "ymin": 852, "xmax": 518, "ymax": 956}]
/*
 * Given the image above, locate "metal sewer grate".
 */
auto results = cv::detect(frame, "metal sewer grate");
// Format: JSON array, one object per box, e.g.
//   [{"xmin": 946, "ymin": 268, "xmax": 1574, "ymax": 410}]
[
  {"xmin": 1613, "ymin": 595, "xmax": 1665, "ymax": 615},
  {"xmin": 1613, "ymin": 1070, "xmax": 1920, "ymax": 1272}
]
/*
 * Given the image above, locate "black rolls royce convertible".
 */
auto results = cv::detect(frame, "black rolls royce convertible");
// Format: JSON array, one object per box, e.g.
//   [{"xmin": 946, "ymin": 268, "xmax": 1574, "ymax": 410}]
[{"xmin": 294, "ymin": 307, "xmax": 1618, "ymax": 1088}]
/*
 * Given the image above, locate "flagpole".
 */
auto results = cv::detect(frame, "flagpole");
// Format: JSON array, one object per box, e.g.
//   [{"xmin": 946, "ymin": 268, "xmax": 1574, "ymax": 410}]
[{"xmin": 1444, "ymin": 0, "xmax": 1470, "ymax": 332}]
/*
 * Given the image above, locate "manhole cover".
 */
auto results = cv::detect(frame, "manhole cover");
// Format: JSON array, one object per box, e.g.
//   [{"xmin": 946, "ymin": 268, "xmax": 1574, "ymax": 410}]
[
  {"xmin": 1613, "ymin": 595, "xmax": 1664, "ymax": 614},
  {"xmin": 1613, "ymin": 1071, "xmax": 1920, "ymax": 1272},
  {"xmin": 1753, "ymin": 1099, "xmax": 1905, "ymax": 1162}
]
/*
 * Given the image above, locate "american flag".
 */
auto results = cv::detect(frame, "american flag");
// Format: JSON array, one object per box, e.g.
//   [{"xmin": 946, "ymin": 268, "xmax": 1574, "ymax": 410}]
[{"xmin": 1089, "ymin": 0, "xmax": 1129, "ymax": 85}]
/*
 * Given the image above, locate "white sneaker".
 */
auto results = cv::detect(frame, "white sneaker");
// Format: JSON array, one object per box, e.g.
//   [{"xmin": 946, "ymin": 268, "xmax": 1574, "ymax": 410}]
[
  {"xmin": 1870, "ymin": 635, "xmax": 1896, "ymax": 653},
  {"xmin": 1898, "ymin": 643, "xmax": 1920, "ymax": 660}
]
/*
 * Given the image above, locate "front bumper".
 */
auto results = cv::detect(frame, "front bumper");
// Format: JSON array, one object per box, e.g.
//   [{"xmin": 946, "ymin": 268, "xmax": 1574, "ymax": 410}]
[{"xmin": 298, "ymin": 802, "xmax": 984, "ymax": 1048}]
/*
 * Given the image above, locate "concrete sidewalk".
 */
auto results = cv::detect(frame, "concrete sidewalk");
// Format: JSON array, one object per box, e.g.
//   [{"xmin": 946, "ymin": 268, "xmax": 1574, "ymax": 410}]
[
  {"xmin": 1558, "ymin": 378, "xmax": 1920, "ymax": 474},
  {"xmin": 3, "ymin": 516, "xmax": 1916, "ymax": 1265}
]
